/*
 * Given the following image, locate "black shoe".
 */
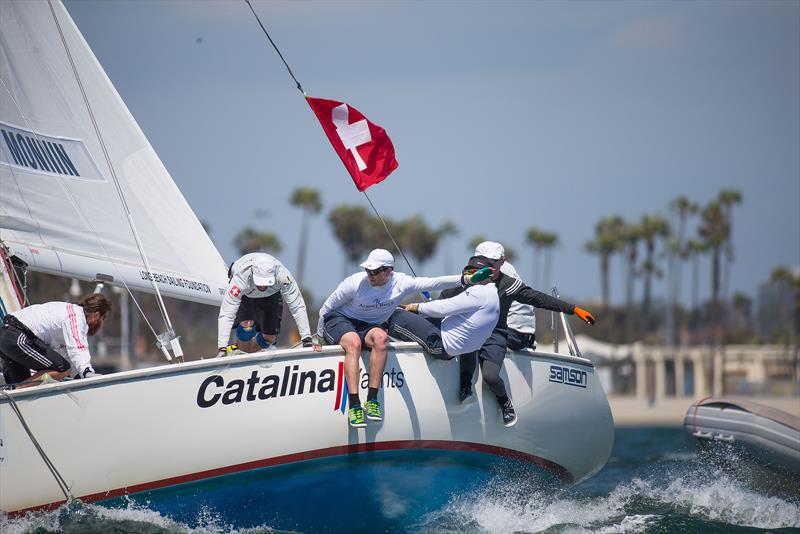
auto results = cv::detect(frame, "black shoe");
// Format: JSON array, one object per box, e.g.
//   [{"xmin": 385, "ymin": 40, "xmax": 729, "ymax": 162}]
[
  {"xmin": 459, "ymin": 384, "xmax": 473, "ymax": 403},
  {"xmin": 501, "ymin": 399, "xmax": 517, "ymax": 427}
]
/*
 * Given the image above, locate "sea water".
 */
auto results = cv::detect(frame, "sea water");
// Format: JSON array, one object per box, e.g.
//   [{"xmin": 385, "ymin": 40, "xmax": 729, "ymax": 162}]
[{"xmin": 2, "ymin": 427, "xmax": 798, "ymax": 533}]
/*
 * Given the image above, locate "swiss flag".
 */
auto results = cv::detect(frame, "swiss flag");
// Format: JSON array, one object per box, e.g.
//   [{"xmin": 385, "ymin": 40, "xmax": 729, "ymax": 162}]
[{"xmin": 306, "ymin": 96, "xmax": 398, "ymax": 192}]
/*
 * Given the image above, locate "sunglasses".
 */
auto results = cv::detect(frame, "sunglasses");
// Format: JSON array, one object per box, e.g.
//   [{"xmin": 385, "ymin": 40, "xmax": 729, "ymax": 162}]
[{"xmin": 365, "ymin": 266, "xmax": 389, "ymax": 276}]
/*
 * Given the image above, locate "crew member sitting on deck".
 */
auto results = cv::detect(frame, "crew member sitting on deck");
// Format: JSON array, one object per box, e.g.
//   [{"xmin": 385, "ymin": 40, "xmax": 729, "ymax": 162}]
[
  {"xmin": 0, "ymin": 294, "xmax": 111, "ymax": 387},
  {"xmin": 312, "ymin": 248, "xmax": 469, "ymax": 428},
  {"xmin": 387, "ymin": 262, "xmax": 499, "ymax": 359},
  {"xmin": 218, "ymin": 253, "xmax": 313, "ymax": 357}
]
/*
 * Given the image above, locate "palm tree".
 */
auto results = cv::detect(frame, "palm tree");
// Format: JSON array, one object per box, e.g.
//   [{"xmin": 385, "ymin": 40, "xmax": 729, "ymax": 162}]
[
  {"xmin": 289, "ymin": 187, "xmax": 322, "ymax": 284},
  {"xmin": 667, "ymin": 196, "xmax": 699, "ymax": 345},
  {"xmin": 526, "ymin": 227, "xmax": 546, "ymax": 288},
  {"xmin": 770, "ymin": 266, "xmax": 800, "ymax": 343},
  {"xmin": 396, "ymin": 214, "xmax": 441, "ymax": 269},
  {"xmin": 584, "ymin": 215, "xmax": 624, "ymax": 309},
  {"xmin": 438, "ymin": 219, "xmax": 458, "ymax": 273},
  {"xmin": 540, "ymin": 231, "xmax": 559, "ymax": 290},
  {"xmin": 639, "ymin": 213, "xmax": 670, "ymax": 316},
  {"xmin": 669, "ymin": 197, "xmax": 699, "ymax": 303},
  {"xmin": 621, "ymin": 221, "xmax": 642, "ymax": 343},
  {"xmin": 699, "ymin": 201, "xmax": 730, "ymax": 350},
  {"xmin": 685, "ymin": 238, "xmax": 705, "ymax": 315},
  {"xmin": 717, "ymin": 189, "xmax": 743, "ymax": 314},
  {"xmin": 234, "ymin": 227, "xmax": 283, "ymax": 256},
  {"xmin": 328, "ymin": 205, "xmax": 374, "ymax": 274}
]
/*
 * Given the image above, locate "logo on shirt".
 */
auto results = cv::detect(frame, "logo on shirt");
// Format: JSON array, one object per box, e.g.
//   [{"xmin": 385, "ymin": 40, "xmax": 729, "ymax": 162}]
[{"xmin": 229, "ymin": 285, "xmax": 241, "ymax": 297}]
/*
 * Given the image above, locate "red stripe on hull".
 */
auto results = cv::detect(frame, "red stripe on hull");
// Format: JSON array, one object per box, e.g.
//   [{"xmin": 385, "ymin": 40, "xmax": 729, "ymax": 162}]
[{"xmin": 8, "ymin": 440, "xmax": 572, "ymax": 517}]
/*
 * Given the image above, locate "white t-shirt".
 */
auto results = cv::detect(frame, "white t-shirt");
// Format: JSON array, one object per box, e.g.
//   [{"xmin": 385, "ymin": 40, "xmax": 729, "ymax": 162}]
[
  {"xmin": 11, "ymin": 302, "xmax": 93, "ymax": 376},
  {"xmin": 317, "ymin": 271, "xmax": 460, "ymax": 336},
  {"xmin": 418, "ymin": 283, "xmax": 500, "ymax": 356},
  {"xmin": 217, "ymin": 253, "xmax": 311, "ymax": 347}
]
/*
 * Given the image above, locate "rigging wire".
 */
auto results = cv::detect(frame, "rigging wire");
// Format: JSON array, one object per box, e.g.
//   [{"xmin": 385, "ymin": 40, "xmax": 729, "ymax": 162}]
[
  {"xmin": 1, "ymin": 390, "xmax": 73, "ymax": 502},
  {"xmin": 46, "ymin": 0, "xmax": 175, "ymax": 338},
  {"xmin": 244, "ymin": 0, "xmax": 422, "ymax": 279}
]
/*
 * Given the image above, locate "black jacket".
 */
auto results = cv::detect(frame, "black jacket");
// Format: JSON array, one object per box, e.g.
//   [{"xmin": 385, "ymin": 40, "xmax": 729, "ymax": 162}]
[{"xmin": 441, "ymin": 272, "xmax": 575, "ymax": 331}]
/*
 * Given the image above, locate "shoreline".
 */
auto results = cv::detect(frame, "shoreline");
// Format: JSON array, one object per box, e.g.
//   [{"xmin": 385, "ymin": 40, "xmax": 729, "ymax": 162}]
[{"xmin": 608, "ymin": 395, "xmax": 799, "ymax": 426}]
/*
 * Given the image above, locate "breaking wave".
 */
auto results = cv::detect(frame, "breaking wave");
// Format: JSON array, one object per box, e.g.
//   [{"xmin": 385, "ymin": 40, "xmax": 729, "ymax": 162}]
[{"xmin": 412, "ymin": 462, "xmax": 800, "ymax": 533}]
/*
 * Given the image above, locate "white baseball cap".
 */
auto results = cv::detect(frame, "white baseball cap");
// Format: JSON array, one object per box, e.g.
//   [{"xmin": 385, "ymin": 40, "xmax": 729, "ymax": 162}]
[
  {"xmin": 474, "ymin": 241, "xmax": 505, "ymax": 260},
  {"xmin": 252, "ymin": 261, "xmax": 276, "ymax": 287},
  {"xmin": 360, "ymin": 249, "xmax": 395, "ymax": 270}
]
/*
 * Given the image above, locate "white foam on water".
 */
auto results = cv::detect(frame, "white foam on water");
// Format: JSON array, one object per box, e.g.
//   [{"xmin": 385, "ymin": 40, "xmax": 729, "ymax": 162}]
[
  {"xmin": 415, "ymin": 463, "xmax": 800, "ymax": 533},
  {"xmin": 0, "ymin": 499, "xmax": 278, "ymax": 534},
  {"xmin": 633, "ymin": 472, "xmax": 800, "ymax": 530},
  {"xmin": 415, "ymin": 480, "xmax": 651, "ymax": 533}
]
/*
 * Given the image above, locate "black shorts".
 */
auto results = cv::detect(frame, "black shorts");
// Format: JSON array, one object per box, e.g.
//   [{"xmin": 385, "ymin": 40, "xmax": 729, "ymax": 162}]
[
  {"xmin": 507, "ymin": 329, "xmax": 536, "ymax": 351},
  {"xmin": 0, "ymin": 316, "xmax": 71, "ymax": 384},
  {"xmin": 234, "ymin": 293, "xmax": 283, "ymax": 336},
  {"xmin": 323, "ymin": 311, "xmax": 386, "ymax": 346},
  {"xmin": 476, "ymin": 328, "xmax": 509, "ymax": 367}
]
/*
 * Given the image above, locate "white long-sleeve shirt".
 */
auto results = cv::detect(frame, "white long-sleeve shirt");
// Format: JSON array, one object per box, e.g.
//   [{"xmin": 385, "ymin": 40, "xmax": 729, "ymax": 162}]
[
  {"xmin": 217, "ymin": 253, "xmax": 311, "ymax": 347},
  {"xmin": 503, "ymin": 261, "xmax": 536, "ymax": 334},
  {"xmin": 317, "ymin": 271, "xmax": 461, "ymax": 336},
  {"xmin": 418, "ymin": 283, "xmax": 500, "ymax": 356},
  {"xmin": 11, "ymin": 302, "xmax": 93, "ymax": 376}
]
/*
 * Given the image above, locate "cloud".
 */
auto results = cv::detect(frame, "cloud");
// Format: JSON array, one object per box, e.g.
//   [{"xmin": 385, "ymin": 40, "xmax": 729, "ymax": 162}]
[{"xmin": 613, "ymin": 15, "xmax": 687, "ymax": 49}]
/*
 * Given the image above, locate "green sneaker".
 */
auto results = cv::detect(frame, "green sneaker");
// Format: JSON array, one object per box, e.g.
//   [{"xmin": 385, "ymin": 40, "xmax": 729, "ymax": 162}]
[
  {"xmin": 348, "ymin": 406, "xmax": 366, "ymax": 428},
  {"xmin": 365, "ymin": 399, "xmax": 383, "ymax": 421}
]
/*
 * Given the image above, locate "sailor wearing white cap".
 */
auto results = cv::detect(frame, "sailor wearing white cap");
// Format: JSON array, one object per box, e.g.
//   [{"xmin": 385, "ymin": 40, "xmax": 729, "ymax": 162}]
[
  {"xmin": 314, "ymin": 248, "xmax": 466, "ymax": 428},
  {"xmin": 217, "ymin": 253, "xmax": 312, "ymax": 356},
  {"xmin": 476, "ymin": 242, "xmax": 537, "ymax": 350},
  {"xmin": 450, "ymin": 241, "xmax": 597, "ymax": 428}
]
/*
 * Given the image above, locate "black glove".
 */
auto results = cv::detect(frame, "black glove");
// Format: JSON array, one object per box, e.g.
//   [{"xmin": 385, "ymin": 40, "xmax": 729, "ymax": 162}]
[{"xmin": 301, "ymin": 337, "xmax": 313, "ymax": 347}]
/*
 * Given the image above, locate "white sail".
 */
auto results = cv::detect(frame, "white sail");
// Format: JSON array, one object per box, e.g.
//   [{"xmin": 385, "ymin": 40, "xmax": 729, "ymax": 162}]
[{"xmin": 0, "ymin": 0, "xmax": 227, "ymax": 305}]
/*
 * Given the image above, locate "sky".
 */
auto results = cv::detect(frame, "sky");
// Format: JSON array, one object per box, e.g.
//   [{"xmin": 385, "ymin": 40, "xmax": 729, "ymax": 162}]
[{"xmin": 63, "ymin": 0, "xmax": 799, "ymax": 308}]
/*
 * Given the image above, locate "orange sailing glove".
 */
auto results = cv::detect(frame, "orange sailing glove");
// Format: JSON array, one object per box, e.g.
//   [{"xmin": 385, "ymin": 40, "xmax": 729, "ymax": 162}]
[{"xmin": 574, "ymin": 306, "xmax": 596, "ymax": 325}]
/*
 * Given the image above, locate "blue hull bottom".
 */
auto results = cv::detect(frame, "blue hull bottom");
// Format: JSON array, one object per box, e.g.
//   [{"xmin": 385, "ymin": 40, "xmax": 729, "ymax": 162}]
[{"xmin": 100, "ymin": 449, "xmax": 559, "ymax": 532}]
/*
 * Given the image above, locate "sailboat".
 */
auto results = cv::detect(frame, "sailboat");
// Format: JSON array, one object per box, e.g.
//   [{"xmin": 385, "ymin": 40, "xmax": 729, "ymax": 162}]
[{"xmin": 0, "ymin": 0, "xmax": 614, "ymax": 525}]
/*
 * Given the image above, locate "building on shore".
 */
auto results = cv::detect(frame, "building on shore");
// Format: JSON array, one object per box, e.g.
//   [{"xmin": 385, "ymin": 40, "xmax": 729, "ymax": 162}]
[{"xmin": 573, "ymin": 335, "xmax": 798, "ymax": 401}]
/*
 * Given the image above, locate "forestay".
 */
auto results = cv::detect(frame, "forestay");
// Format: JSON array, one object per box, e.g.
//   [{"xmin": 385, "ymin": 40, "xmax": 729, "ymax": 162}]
[{"xmin": 0, "ymin": 0, "xmax": 227, "ymax": 305}]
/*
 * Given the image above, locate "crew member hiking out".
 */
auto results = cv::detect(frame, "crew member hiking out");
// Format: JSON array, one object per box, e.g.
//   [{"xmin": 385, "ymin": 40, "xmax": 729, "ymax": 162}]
[
  {"xmin": 0, "ymin": 293, "xmax": 111, "ymax": 387},
  {"xmin": 451, "ymin": 241, "xmax": 596, "ymax": 427},
  {"xmin": 313, "ymin": 248, "xmax": 468, "ymax": 428},
  {"xmin": 218, "ymin": 253, "xmax": 312, "ymax": 356},
  {"xmin": 387, "ymin": 263, "xmax": 498, "ymax": 359}
]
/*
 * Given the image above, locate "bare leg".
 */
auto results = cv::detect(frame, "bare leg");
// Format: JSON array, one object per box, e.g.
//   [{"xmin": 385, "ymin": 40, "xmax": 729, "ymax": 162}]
[
  {"xmin": 339, "ymin": 332, "xmax": 362, "ymax": 394},
  {"xmin": 364, "ymin": 327, "xmax": 388, "ymax": 389}
]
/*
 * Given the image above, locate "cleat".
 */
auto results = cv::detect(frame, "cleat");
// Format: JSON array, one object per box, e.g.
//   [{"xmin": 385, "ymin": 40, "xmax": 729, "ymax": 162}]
[
  {"xmin": 365, "ymin": 399, "xmax": 383, "ymax": 421},
  {"xmin": 459, "ymin": 384, "xmax": 473, "ymax": 404},
  {"xmin": 501, "ymin": 398, "xmax": 517, "ymax": 427},
  {"xmin": 348, "ymin": 406, "xmax": 366, "ymax": 428}
]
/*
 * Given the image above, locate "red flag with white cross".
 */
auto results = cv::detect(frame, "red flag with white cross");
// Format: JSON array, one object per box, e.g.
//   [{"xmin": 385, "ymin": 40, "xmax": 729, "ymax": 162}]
[{"xmin": 306, "ymin": 96, "xmax": 398, "ymax": 192}]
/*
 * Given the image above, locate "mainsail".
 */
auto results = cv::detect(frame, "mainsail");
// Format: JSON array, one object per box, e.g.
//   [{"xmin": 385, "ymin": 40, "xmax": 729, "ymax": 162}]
[{"xmin": 0, "ymin": 0, "xmax": 227, "ymax": 306}]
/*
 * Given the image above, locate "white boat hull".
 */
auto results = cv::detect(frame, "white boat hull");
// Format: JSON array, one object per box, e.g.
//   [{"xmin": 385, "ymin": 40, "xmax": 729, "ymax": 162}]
[{"xmin": 0, "ymin": 343, "xmax": 613, "ymax": 515}]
